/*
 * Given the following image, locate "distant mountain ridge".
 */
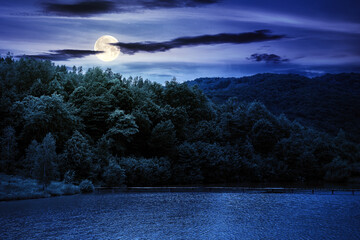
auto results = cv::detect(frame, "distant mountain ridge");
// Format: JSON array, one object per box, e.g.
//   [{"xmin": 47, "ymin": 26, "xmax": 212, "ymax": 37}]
[{"xmin": 187, "ymin": 73, "xmax": 360, "ymax": 140}]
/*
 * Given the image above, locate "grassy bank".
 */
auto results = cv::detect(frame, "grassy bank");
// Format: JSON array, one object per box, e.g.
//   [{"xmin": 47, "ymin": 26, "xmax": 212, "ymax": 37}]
[{"xmin": 0, "ymin": 174, "xmax": 79, "ymax": 201}]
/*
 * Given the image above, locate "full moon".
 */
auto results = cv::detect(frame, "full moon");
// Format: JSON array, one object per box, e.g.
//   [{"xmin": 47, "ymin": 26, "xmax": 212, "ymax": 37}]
[{"xmin": 94, "ymin": 35, "xmax": 120, "ymax": 62}]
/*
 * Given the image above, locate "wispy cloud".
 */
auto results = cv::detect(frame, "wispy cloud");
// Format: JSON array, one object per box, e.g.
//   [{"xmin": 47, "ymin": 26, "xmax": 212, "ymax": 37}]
[
  {"xmin": 18, "ymin": 49, "xmax": 103, "ymax": 61},
  {"xmin": 112, "ymin": 30, "xmax": 286, "ymax": 54},
  {"xmin": 204, "ymin": 8, "xmax": 360, "ymax": 34}
]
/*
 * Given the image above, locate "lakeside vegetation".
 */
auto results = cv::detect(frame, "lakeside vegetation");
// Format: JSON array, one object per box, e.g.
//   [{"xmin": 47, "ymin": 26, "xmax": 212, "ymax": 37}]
[
  {"xmin": 0, "ymin": 174, "xmax": 79, "ymax": 201},
  {"xmin": 1, "ymin": 56, "xmax": 360, "ymax": 194}
]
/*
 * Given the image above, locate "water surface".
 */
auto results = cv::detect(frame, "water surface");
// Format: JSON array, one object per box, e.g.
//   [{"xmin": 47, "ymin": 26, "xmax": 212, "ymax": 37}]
[{"xmin": 0, "ymin": 192, "xmax": 359, "ymax": 239}]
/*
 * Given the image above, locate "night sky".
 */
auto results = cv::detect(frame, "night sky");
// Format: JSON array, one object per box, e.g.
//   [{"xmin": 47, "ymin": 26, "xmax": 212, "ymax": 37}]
[{"xmin": 1, "ymin": 0, "xmax": 360, "ymax": 83}]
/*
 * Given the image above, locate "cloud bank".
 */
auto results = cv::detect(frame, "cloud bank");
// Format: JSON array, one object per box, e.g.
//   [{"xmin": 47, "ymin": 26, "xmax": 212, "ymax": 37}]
[
  {"xmin": 19, "ymin": 49, "xmax": 103, "ymax": 61},
  {"xmin": 247, "ymin": 53, "xmax": 289, "ymax": 63},
  {"xmin": 42, "ymin": 0, "xmax": 219, "ymax": 17},
  {"xmin": 112, "ymin": 30, "xmax": 286, "ymax": 54}
]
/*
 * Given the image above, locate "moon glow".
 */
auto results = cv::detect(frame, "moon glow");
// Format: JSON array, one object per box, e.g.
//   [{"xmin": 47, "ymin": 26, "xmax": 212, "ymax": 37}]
[{"xmin": 94, "ymin": 35, "xmax": 120, "ymax": 62}]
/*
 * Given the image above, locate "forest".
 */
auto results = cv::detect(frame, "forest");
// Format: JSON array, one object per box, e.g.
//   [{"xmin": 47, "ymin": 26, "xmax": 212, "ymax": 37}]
[
  {"xmin": 187, "ymin": 73, "xmax": 360, "ymax": 141},
  {"xmin": 1, "ymin": 56, "xmax": 360, "ymax": 188}
]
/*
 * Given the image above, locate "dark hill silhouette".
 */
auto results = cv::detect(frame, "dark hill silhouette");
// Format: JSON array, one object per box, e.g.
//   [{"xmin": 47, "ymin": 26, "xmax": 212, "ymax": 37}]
[{"xmin": 187, "ymin": 73, "xmax": 360, "ymax": 141}]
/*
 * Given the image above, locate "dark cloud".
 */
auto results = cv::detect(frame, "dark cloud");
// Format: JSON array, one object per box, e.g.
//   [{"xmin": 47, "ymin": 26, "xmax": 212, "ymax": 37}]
[
  {"xmin": 112, "ymin": 30, "xmax": 286, "ymax": 54},
  {"xmin": 42, "ymin": 0, "xmax": 219, "ymax": 17},
  {"xmin": 247, "ymin": 53, "xmax": 289, "ymax": 63},
  {"xmin": 43, "ymin": 1, "xmax": 117, "ymax": 17},
  {"xmin": 19, "ymin": 49, "xmax": 103, "ymax": 61},
  {"xmin": 16, "ymin": 30, "xmax": 284, "ymax": 61}
]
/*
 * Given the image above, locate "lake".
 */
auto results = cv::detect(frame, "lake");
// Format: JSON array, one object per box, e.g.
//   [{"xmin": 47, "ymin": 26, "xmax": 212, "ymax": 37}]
[{"xmin": 0, "ymin": 192, "xmax": 359, "ymax": 239}]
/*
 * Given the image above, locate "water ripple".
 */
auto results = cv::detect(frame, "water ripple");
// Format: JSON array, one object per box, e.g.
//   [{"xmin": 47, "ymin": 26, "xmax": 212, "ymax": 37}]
[{"xmin": 0, "ymin": 193, "xmax": 359, "ymax": 240}]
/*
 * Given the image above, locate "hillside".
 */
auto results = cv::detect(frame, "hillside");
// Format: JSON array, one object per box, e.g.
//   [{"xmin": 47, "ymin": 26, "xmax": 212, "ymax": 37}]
[{"xmin": 187, "ymin": 73, "xmax": 360, "ymax": 141}]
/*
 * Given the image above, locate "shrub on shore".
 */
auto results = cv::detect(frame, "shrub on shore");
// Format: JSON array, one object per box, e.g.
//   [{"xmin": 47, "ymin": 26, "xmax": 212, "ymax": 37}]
[
  {"xmin": 46, "ymin": 181, "xmax": 80, "ymax": 196},
  {"xmin": 79, "ymin": 179, "xmax": 94, "ymax": 193}
]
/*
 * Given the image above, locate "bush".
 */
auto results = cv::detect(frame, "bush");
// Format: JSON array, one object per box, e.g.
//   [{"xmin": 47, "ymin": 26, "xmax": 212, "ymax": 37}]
[
  {"xmin": 103, "ymin": 160, "xmax": 126, "ymax": 187},
  {"xmin": 46, "ymin": 182, "xmax": 63, "ymax": 196},
  {"xmin": 46, "ymin": 181, "xmax": 80, "ymax": 196},
  {"xmin": 61, "ymin": 183, "xmax": 80, "ymax": 195},
  {"xmin": 79, "ymin": 179, "xmax": 94, "ymax": 193}
]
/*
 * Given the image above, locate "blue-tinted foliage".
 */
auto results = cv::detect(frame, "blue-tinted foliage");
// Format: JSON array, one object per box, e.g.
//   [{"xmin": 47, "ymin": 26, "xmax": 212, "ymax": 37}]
[{"xmin": 1, "ymin": 58, "xmax": 359, "ymax": 186}]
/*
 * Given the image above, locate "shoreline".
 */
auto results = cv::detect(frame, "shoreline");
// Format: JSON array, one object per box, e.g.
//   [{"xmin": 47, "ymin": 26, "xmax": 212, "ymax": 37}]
[
  {"xmin": 2, "ymin": 186, "xmax": 359, "ymax": 202},
  {"xmin": 1, "ymin": 172, "xmax": 359, "ymax": 202},
  {"xmin": 96, "ymin": 186, "xmax": 360, "ymax": 195}
]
